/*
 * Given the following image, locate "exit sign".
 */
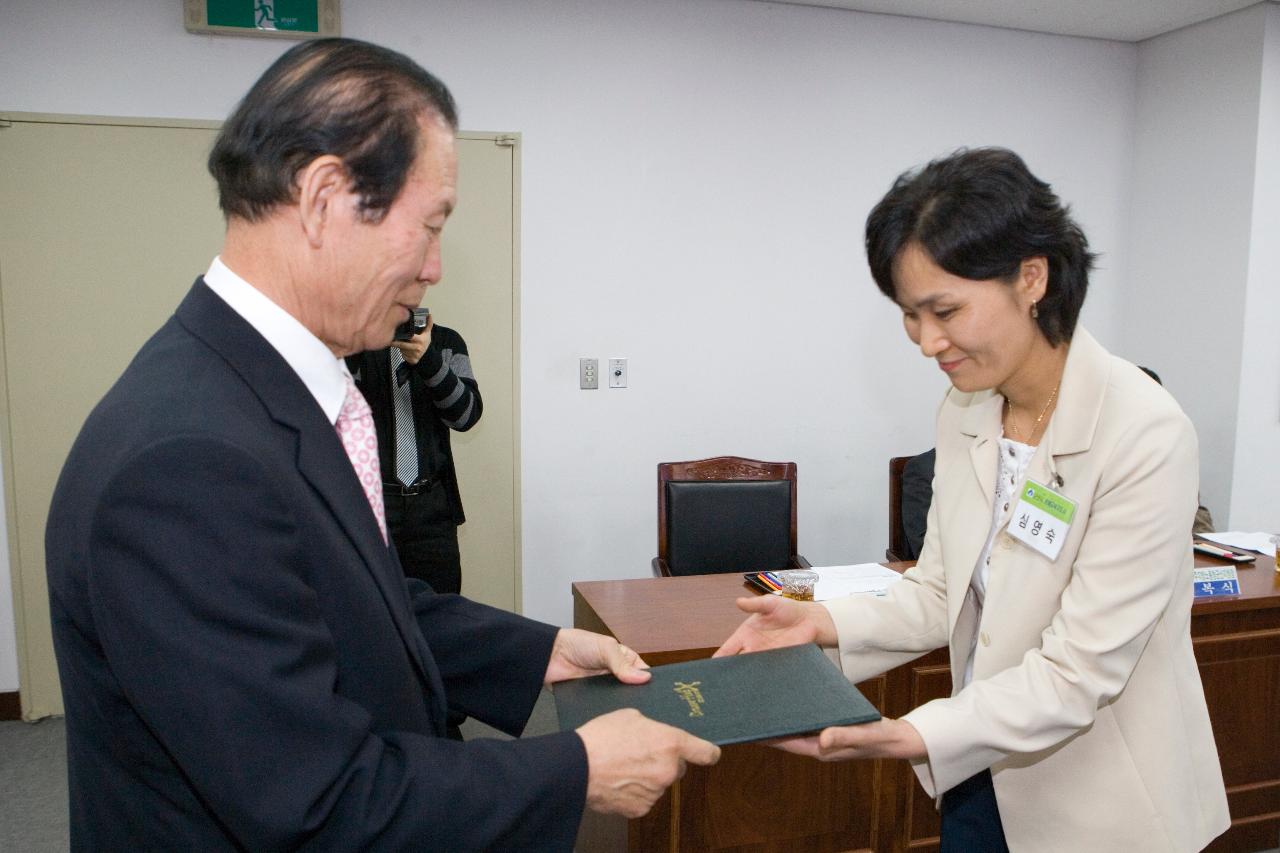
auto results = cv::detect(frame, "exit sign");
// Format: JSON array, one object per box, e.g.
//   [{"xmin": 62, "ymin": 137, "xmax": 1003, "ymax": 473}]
[{"xmin": 183, "ymin": 0, "xmax": 341, "ymax": 39}]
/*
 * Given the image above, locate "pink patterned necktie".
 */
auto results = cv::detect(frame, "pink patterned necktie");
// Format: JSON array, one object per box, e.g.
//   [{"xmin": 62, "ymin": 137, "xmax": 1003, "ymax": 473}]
[{"xmin": 336, "ymin": 372, "xmax": 388, "ymax": 544}]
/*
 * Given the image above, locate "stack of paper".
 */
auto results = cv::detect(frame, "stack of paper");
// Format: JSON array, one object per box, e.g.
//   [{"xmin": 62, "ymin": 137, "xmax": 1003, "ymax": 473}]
[
  {"xmin": 812, "ymin": 563, "xmax": 904, "ymax": 601},
  {"xmin": 1200, "ymin": 532, "xmax": 1277, "ymax": 557}
]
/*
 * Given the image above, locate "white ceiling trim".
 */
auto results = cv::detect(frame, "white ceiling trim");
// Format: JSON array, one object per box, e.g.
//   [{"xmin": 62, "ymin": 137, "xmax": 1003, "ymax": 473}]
[{"xmin": 744, "ymin": 0, "xmax": 1265, "ymax": 42}]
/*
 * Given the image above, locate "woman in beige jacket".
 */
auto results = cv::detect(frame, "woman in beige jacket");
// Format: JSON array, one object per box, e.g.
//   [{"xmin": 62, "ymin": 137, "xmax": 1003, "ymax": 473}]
[{"xmin": 717, "ymin": 148, "xmax": 1229, "ymax": 852}]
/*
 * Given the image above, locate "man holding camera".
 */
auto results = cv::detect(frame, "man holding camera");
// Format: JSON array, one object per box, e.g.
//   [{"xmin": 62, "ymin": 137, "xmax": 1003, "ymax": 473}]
[{"xmin": 347, "ymin": 312, "xmax": 480, "ymax": 599}]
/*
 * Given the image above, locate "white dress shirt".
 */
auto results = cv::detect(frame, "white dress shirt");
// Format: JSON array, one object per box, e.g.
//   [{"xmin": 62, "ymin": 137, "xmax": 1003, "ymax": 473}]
[{"xmin": 202, "ymin": 256, "xmax": 349, "ymax": 425}]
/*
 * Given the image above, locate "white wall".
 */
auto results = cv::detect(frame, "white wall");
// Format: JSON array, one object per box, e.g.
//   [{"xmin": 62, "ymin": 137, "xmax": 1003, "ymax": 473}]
[
  {"xmin": 1126, "ymin": 4, "xmax": 1267, "ymax": 524},
  {"xmin": 1229, "ymin": 1, "xmax": 1280, "ymax": 531},
  {"xmin": 1, "ymin": 0, "xmax": 1138, "ymax": 661}
]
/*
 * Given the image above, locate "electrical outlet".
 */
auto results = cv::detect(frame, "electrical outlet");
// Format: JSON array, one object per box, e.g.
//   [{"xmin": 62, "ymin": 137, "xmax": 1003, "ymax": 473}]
[
  {"xmin": 608, "ymin": 358, "xmax": 627, "ymax": 388},
  {"xmin": 579, "ymin": 358, "xmax": 598, "ymax": 389}
]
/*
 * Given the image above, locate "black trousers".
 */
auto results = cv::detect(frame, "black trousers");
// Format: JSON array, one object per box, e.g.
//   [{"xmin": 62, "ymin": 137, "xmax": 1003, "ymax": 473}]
[
  {"xmin": 383, "ymin": 481, "xmax": 461, "ymax": 595},
  {"xmin": 383, "ymin": 480, "xmax": 465, "ymax": 740},
  {"xmin": 940, "ymin": 770, "xmax": 1009, "ymax": 853}
]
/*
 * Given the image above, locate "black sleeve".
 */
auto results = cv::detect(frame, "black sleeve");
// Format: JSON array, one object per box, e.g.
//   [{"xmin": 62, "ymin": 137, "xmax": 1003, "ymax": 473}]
[
  {"xmin": 414, "ymin": 325, "xmax": 482, "ymax": 431},
  {"xmin": 406, "ymin": 579, "xmax": 561, "ymax": 735}
]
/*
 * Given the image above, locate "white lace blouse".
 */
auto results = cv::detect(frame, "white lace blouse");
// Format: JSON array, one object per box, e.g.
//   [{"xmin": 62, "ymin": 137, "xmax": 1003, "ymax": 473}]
[{"xmin": 961, "ymin": 435, "xmax": 1036, "ymax": 688}]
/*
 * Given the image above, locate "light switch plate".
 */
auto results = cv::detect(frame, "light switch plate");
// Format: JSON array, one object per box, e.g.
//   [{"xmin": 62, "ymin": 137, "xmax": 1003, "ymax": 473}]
[{"xmin": 579, "ymin": 358, "xmax": 598, "ymax": 389}]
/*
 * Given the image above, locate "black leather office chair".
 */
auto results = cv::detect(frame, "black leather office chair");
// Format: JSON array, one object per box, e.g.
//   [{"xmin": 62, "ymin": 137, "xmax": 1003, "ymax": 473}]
[{"xmin": 652, "ymin": 455, "xmax": 810, "ymax": 577}]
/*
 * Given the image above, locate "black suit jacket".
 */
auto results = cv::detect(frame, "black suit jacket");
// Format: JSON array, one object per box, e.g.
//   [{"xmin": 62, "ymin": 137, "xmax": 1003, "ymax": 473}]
[{"xmin": 45, "ymin": 280, "xmax": 587, "ymax": 851}]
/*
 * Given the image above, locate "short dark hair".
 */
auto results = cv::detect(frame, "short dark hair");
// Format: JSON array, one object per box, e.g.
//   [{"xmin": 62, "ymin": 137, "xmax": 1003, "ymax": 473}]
[
  {"xmin": 209, "ymin": 38, "xmax": 458, "ymax": 223},
  {"xmin": 864, "ymin": 147, "xmax": 1095, "ymax": 346}
]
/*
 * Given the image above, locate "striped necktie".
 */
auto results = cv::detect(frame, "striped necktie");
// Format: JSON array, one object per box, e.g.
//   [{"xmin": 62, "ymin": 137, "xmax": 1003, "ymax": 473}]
[{"xmin": 389, "ymin": 347, "xmax": 420, "ymax": 486}]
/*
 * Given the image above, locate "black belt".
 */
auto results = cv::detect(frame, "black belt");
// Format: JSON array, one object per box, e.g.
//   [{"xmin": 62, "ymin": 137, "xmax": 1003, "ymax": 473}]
[{"xmin": 382, "ymin": 477, "xmax": 439, "ymax": 497}]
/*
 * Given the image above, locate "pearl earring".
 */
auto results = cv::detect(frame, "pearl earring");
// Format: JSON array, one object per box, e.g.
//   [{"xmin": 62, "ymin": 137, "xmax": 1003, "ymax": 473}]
[{"xmin": 1031, "ymin": 301, "xmax": 1039, "ymax": 319}]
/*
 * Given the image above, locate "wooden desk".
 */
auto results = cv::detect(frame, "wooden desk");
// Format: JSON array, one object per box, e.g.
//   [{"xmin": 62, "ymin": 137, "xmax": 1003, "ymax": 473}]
[{"xmin": 572, "ymin": 558, "xmax": 1280, "ymax": 853}]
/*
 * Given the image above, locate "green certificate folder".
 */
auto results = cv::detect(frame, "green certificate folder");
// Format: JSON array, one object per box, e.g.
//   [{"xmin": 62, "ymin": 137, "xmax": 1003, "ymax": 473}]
[{"xmin": 553, "ymin": 643, "xmax": 880, "ymax": 746}]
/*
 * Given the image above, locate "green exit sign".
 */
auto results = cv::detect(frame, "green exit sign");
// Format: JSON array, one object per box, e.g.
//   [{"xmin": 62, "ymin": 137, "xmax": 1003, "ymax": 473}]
[{"xmin": 184, "ymin": 0, "xmax": 340, "ymax": 39}]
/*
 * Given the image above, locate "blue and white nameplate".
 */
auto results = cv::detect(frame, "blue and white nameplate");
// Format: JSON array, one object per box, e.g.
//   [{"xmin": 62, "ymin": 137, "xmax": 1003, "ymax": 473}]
[{"xmin": 1192, "ymin": 566, "xmax": 1240, "ymax": 598}]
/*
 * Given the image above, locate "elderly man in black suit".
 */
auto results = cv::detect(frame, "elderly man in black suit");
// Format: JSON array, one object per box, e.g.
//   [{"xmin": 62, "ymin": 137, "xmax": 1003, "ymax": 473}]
[{"xmin": 44, "ymin": 38, "xmax": 717, "ymax": 852}]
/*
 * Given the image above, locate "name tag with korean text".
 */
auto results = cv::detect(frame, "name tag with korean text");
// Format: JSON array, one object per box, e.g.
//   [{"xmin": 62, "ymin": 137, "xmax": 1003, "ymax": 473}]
[
  {"xmin": 1008, "ymin": 479, "xmax": 1077, "ymax": 561},
  {"xmin": 1192, "ymin": 566, "xmax": 1240, "ymax": 598}
]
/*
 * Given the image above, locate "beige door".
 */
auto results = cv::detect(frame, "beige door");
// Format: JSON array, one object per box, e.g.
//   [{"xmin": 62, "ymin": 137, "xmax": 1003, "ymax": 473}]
[
  {"xmin": 0, "ymin": 115, "xmax": 520, "ymax": 719},
  {"xmin": 432, "ymin": 133, "xmax": 522, "ymax": 614}
]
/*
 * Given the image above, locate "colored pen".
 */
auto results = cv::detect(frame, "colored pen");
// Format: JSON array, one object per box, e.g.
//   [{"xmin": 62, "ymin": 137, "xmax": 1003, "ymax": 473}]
[
  {"xmin": 1194, "ymin": 542, "xmax": 1249, "ymax": 560},
  {"xmin": 759, "ymin": 572, "xmax": 784, "ymax": 591}
]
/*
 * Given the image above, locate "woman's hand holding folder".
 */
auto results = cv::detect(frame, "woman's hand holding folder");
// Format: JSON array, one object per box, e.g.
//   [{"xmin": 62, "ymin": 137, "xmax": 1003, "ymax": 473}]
[
  {"xmin": 714, "ymin": 592, "xmax": 927, "ymax": 762},
  {"xmin": 712, "ymin": 594, "xmax": 838, "ymax": 657},
  {"xmin": 767, "ymin": 717, "xmax": 927, "ymax": 762}
]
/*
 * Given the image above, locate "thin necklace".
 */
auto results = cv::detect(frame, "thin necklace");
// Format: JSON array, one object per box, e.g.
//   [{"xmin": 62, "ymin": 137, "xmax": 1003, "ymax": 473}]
[{"xmin": 1006, "ymin": 386, "xmax": 1058, "ymax": 443}]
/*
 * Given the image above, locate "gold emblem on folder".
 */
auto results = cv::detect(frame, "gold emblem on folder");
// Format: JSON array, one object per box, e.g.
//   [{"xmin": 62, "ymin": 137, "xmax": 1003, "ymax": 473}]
[{"xmin": 673, "ymin": 681, "xmax": 705, "ymax": 718}]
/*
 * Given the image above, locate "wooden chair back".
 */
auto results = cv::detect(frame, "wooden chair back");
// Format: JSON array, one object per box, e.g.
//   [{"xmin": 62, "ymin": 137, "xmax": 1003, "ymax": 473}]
[
  {"xmin": 887, "ymin": 456, "xmax": 912, "ymax": 562},
  {"xmin": 654, "ymin": 456, "xmax": 806, "ymax": 576}
]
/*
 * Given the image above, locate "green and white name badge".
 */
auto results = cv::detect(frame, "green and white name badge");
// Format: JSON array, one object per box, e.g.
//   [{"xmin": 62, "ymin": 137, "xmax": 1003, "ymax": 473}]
[{"xmin": 1008, "ymin": 479, "xmax": 1077, "ymax": 561}]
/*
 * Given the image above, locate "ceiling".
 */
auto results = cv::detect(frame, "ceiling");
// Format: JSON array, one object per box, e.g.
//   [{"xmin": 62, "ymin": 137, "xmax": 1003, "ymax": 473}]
[{"xmin": 752, "ymin": 0, "xmax": 1266, "ymax": 41}]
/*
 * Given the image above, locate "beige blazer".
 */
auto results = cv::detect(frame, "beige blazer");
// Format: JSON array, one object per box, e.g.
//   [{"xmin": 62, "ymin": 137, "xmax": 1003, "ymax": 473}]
[{"xmin": 825, "ymin": 328, "xmax": 1229, "ymax": 852}]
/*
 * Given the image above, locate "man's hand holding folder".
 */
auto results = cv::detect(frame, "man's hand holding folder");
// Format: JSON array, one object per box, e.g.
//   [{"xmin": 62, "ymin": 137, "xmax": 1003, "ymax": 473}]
[
  {"xmin": 545, "ymin": 628, "xmax": 721, "ymax": 818},
  {"xmin": 576, "ymin": 709, "xmax": 720, "ymax": 818}
]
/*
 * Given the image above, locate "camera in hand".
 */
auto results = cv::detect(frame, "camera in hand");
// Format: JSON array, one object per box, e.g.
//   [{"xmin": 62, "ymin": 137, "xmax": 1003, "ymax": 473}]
[{"xmin": 394, "ymin": 307, "xmax": 429, "ymax": 342}]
